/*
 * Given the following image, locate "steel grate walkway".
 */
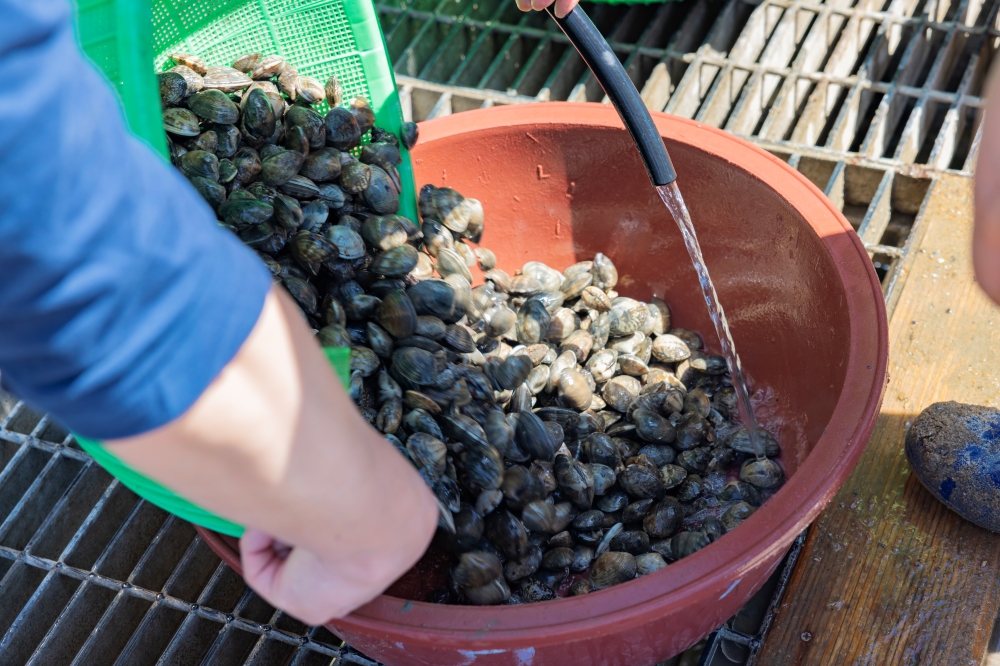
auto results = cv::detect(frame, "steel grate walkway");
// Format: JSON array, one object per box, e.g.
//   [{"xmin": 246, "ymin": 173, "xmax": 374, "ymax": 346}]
[{"xmin": 383, "ymin": 0, "xmax": 990, "ymax": 177}]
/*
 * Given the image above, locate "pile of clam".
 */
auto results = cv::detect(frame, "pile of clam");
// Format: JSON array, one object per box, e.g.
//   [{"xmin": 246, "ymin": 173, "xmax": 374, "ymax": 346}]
[
  {"xmin": 162, "ymin": 52, "xmax": 785, "ymax": 606},
  {"xmin": 159, "ymin": 51, "xmax": 415, "ymax": 258}
]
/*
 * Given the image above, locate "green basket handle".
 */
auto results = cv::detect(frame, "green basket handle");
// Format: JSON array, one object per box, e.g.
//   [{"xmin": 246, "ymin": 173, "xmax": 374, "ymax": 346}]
[{"xmin": 76, "ymin": 346, "xmax": 352, "ymax": 538}]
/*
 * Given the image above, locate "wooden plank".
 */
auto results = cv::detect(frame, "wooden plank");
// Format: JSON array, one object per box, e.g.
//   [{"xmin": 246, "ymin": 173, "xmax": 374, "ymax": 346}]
[{"xmin": 756, "ymin": 173, "xmax": 1000, "ymax": 665}]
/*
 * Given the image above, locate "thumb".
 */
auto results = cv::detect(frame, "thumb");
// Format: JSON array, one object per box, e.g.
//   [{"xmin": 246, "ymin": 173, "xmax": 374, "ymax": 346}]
[{"xmin": 554, "ymin": 0, "xmax": 578, "ymax": 17}]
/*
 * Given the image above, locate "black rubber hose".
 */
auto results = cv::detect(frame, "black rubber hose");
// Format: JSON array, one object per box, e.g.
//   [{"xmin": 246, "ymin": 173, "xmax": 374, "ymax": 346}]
[{"xmin": 545, "ymin": 5, "xmax": 677, "ymax": 186}]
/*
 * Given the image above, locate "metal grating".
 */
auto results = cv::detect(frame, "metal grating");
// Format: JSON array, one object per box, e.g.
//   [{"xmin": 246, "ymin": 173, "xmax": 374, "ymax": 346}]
[
  {"xmin": 382, "ymin": 0, "xmax": 992, "ymax": 175},
  {"xmin": 379, "ymin": 0, "xmax": 995, "ymax": 316}
]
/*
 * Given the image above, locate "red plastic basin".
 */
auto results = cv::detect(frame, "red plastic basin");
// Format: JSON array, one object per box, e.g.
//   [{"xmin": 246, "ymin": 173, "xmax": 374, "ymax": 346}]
[{"xmin": 198, "ymin": 102, "xmax": 888, "ymax": 665}]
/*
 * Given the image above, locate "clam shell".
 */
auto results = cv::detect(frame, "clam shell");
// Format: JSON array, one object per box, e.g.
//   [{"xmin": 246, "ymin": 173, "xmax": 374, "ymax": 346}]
[
  {"xmin": 378, "ymin": 290, "xmax": 418, "ymax": 339},
  {"xmin": 740, "ymin": 458, "xmax": 784, "ymax": 489},
  {"xmin": 516, "ymin": 411, "xmax": 556, "ymax": 461},
  {"xmin": 233, "ymin": 52, "xmax": 262, "ymax": 73},
  {"xmin": 465, "ymin": 578, "xmax": 510, "ymax": 605},
  {"xmin": 440, "ymin": 414, "xmax": 490, "ymax": 450},
  {"xmin": 635, "ymin": 552, "xmax": 667, "ymax": 576},
  {"xmin": 163, "ymin": 107, "xmax": 201, "ymax": 137},
  {"xmin": 350, "ymin": 98, "xmax": 375, "ymax": 134},
  {"xmin": 362, "ymin": 215, "xmax": 408, "ymax": 251},
  {"xmin": 602, "ymin": 375, "xmax": 641, "ymax": 412},
  {"xmin": 402, "ymin": 121, "xmax": 419, "ymax": 149},
  {"xmin": 250, "ymin": 55, "xmax": 286, "ymax": 79},
  {"xmin": 651, "ymin": 334, "xmax": 691, "ymax": 363},
  {"xmin": 722, "ymin": 502, "xmax": 755, "ymax": 530},
  {"xmin": 189, "ymin": 89, "xmax": 239, "ymax": 124},
  {"xmin": 158, "ymin": 71, "xmax": 188, "ymax": 106},
  {"xmin": 239, "ymin": 88, "xmax": 275, "ymax": 140},
  {"xmin": 285, "ymin": 106, "xmax": 327, "ymax": 149},
  {"xmin": 341, "ymin": 159, "xmax": 371, "ymax": 193},
  {"xmin": 670, "ymin": 531, "xmax": 710, "ymax": 560},
  {"xmin": 618, "ymin": 464, "xmax": 665, "ymax": 500},
  {"xmin": 558, "ymin": 368, "xmax": 592, "ymax": 411},
  {"xmin": 391, "ymin": 346, "xmax": 437, "ymax": 385},
  {"xmin": 371, "ymin": 244, "xmax": 419, "ymax": 277},
  {"xmin": 169, "ymin": 52, "xmax": 207, "ymax": 74},
  {"xmin": 485, "ymin": 509, "xmax": 529, "ymax": 560},
  {"xmin": 280, "ymin": 178, "xmax": 319, "ymax": 205},
  {"xmin": 202, "ymin": 67, "xmax": 252, "ymax": 93},
  {"xmin": 589, "ymin": 551, "xmax": 636, "ymax": 590},
  {"xmin": 168, "ymin": 65, "xmax": 204, "ymax": 94},
  {"xmin": 178, "ymin": 150, "xmax": 219, "ymax": 181},
  {"xmin": 592, "ymin": 253, "xmax": 618, "ymax": 290},
  {"xmin": 325, "ymin": 75, "xmax": 343, "ymax": 106},
  {"xmin": 297, "ymin": 76, "xmax": 326, "ymax": 104},
  {"xmin": 464, "ymin": 442, "xmax": 504, "ymax": 490},
  {"xmin": 554, "ymin": 453, "xmax": 595, "ymax": 508},
  {"xmin": 261, "ymin": 150, "xmax": 305, "ymax": 187},
  {"xmin": 324, "ymin": 107, "xmax": 361, "ymax": 150}
]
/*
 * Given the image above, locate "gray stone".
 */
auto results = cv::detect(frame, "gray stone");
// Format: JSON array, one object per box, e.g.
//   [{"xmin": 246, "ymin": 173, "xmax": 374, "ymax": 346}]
[{"xmin": 905, "ymin": 401, "xmax": 1000, "ymax": 532}]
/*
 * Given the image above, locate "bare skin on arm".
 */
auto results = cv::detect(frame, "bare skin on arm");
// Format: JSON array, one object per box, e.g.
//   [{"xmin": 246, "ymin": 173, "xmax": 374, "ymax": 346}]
[
  {"xmin": 106, "ymin": 288, "xmax": 438, "ymax": 624},
  {"xmin": 975, "ymin": 65, "xmax": 1000, "ymax": 305}
]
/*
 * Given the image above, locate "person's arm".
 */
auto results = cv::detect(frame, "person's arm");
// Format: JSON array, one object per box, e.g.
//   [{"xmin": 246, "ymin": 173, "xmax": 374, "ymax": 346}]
[
  {"xmin": 109, "ymin": 289, "xmax": 438, "ymax": 623},
  {"xmin": 0, "ymin": 0, "xmax": 436, "ymax": 623},
  {"xmin": 975, "ymin": 63, "xmax": 1000, "ymax": 304}
]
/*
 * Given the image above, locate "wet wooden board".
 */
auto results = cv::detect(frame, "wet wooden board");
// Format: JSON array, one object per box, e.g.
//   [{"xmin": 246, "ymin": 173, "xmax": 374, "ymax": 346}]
[{"xmin": 756, "ymin": 173, "xmax": 1000, "ymax": 665}]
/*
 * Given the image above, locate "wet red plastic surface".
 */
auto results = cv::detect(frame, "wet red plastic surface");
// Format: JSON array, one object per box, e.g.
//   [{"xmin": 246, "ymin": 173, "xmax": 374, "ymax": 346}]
[{"xmin": 197, "ymin": 102, "xmax": 887, "ymax": 666}]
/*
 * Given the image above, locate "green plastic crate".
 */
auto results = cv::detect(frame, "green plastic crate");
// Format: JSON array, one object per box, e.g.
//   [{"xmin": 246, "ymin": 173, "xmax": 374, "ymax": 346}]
[
  {"xmin": 74, "ymin": 0, "xmax": 415, "ymax": 221},
  {"xmin": 71, "ymin": 0, "xmax": 406, "ymax": 537}
]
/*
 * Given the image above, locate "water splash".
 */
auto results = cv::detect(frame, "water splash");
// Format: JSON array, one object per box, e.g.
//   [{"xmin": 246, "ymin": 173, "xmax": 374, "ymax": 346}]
[{"xmin": 656, "ymin": 181, "xmax": 765, "ymax": 460}]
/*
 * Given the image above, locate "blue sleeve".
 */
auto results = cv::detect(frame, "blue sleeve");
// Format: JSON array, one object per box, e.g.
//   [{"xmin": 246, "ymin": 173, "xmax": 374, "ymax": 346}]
[{"xmin": 0, "ymin": 0, "xmax": 273, "ymax": 440}]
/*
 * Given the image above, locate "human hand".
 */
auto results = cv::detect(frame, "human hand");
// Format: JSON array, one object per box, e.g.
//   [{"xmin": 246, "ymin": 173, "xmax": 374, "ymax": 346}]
[
  {"xmin": 110, "ymin": 289, "xmax": 438, "ymax": 626},
  {"xmin": 515, "ymin": 0, "xmax": 578, "ymax": 19},
  {"xmin": 241, "ymin": 529, "xmax": 415, "ymax": 624},
  {"xmin": 975, "ymin": 64, "xmax": 1000, "ymax": 304}
]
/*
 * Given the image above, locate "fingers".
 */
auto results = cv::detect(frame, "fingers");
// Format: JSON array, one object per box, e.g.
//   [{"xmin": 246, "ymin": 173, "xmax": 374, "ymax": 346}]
[
  {"xmin": 239, "ymin": 532, "xmax": 378, "ymax": 625},
  {"xmin": 515, "ymin": 0, "xmax": 574, "ymax": 18},
  {"xmin": 239, "ymin": 529, "xmax": 284, "ymax": 593},
  {"xmin": 272, "ymin": 539, "xmax": 293, "ymax": 559},
  {"xmin": 554, "ymin": 0, "xmax": 578, "ymax": 17}
]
